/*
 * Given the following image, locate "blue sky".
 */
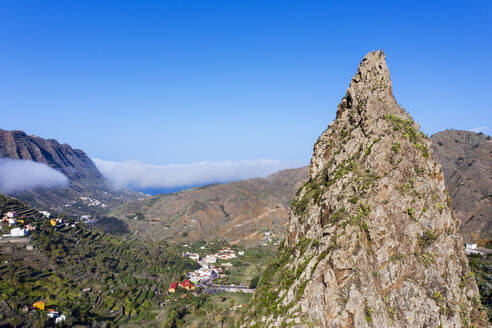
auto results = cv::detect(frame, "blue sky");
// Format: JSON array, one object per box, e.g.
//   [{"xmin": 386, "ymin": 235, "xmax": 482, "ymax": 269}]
[{"xmin": 1, "ymin": 1, "xmax": 491, "ymax": 188}]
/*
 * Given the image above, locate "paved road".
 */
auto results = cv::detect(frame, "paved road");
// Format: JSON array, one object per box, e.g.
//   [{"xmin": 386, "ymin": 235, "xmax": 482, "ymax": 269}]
[{"xmin": 205, "ymin": 284, "xmax": 255, "ymax": 294}]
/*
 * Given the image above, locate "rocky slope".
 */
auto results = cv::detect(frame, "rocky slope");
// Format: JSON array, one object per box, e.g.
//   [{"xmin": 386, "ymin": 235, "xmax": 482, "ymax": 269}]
[
  {"xmin": 110, "ymin": 167, "xmax": 308, "ymax": 246},
  {"xmin": 0, "ymin": 129, "xmax": 142, "ymax": 215},
  {"xmin": 431, "ymin": 130, "xmax": 492, "ymax": 243},
  {"xmin": 111, "ymin": 132, "xmax": 490, "ymax": 246},
  {"xmin": 245, "ymin": 51, "xmax": 488, "ymax": 327}
]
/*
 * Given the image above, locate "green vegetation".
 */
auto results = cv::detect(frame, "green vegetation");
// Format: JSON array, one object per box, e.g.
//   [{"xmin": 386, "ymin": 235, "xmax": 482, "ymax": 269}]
[
  {"xmin": 364, "ymin": 138, "xmax": 381, "ymax": 158},
  {"xmin": 417, "ymin": 230, "xmax": 439, "ymax": 248},
  {"xmin": 162, "ymin": 292, "xmax": 250, "ymax": 327},
  {"xmin": 0, "ymin": 210, "xmax": 198, "ymax": 326},
  {"xmin": 468, "ymin": 256, "xmax": 492, "ymax": 322},
  {"xmin": 405, "ymin": 207, "xmax": 416, "ymax": 220},
  {"xmin": 384, "ymin": 114, "xmax": 429, "ymax": 157}
]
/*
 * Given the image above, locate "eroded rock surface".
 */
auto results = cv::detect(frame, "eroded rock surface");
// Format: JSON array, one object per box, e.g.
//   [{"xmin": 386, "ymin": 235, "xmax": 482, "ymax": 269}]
[{"xmin": 246, "ymin": 51, "xmax": 488, "ymax": 327}]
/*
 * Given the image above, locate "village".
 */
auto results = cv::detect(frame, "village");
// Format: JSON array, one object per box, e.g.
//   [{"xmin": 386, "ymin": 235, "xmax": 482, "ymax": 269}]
[
  {"xmin": 1, "ymin": 205, "xmax": 257, "ymax": 325},
  {"xmin": 168, "ymin": 246, "xmax": 254, "ymax": 295}
]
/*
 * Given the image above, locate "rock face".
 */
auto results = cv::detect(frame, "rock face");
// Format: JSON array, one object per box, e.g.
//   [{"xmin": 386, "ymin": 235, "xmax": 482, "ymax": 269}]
[
  {"xmin": 110, "ymin": 167, "xmax": 308, "ymax": 246},
  {"xmin": 247, "ymin": 51, "xmax": 488, "ymax": 327},
  {"xmin": 431, "ymin": 130, "xmax": 492, "ymax": 243},
  {"xmin": 0, "ymin": 129, "xmax": 141, "ymax": 215}
]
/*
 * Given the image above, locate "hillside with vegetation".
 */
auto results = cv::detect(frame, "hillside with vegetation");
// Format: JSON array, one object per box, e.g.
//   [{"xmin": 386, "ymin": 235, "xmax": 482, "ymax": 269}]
[
  {"xmin": 431, "ymin": 129, "xmax": 492, "ymax": 243},
  {"xmin": 110, "ymin": 167, "xmax": 308, "ymax": 246},
  {"xmin": 0, "ymin": 194, "xmax": 199, "ymax": 326}
]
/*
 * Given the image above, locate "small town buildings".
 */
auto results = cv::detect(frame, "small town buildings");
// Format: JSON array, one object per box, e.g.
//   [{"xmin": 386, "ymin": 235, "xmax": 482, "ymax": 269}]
[
  {"xmin": 33, "ymin": 301, "xmax": 45, "ymax": 310},
  {"xmin": 55, "ymin": 314, "xmax": 67, "ymax": 324},
  {"xmin": 203, "ymin": 254, "xmax": 217, "ymax": 263},
  {"xmin": 10, "ymin": 227, "xmax": 28, "ymax": 237},
  {"xmin": 168, "ymin": 282, "xmax": 177, "ymax": 293},
  {"xmin": 47, "ymin": 310, "xmax": 59, "ymax": 318},
  {"xmin": 178, "ymin": 280, "xmax": 196, "ymax": 290},
  {"xmin": 465, "ymin": 244, "xmax": 489, "ymax": 258},
  {"xmin": 8, "ymin": 218, "xmax": 17, "ymax": 226},
  {"xmin": 40, "ymin": 211, "xmax": 51, "ymax": 217},
  {"xmin": 222, "ymin": 262, "xmax": 233, "ymax": 268},
  {"xmin": 25, "ymin": 224, "xmax": 36, "ymax": 231},
  {"xmin": 238, "ymin": 251, "xmax": 245, "ymax": 256},
  {"xmin": 187, "ymin": 253, "xmax": 200, "ymax": 261},
  {"xmin": 6, "ymin": 211, "xmax": 17, "ymax": 218},
  {"xmin": 466, "ymin": 244, "xmax": 483, "ymax": 256}
]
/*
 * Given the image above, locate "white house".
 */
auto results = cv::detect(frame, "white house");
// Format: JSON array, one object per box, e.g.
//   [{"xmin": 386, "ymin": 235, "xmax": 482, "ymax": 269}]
[
  {"xmin": 465, "ymin": 244, "xmax": 485, "ymax": 257},
  {"xmin": 47, "ymin": 311, "xmax": 59, "ymax": 318},
  {"xmin": 55, "ymin": 314, "xmax": 66, "ymax": 323},
  {"xmin": 6, "ymin": 212, "xmax": 17, "ymax": 218},
  {"xmin": 40, "ymin": 211, "xmax": 51, "ymax": 218},
  {"xmin": 10, "ymin": 228, "xmax": 28, "ymax": 237}
]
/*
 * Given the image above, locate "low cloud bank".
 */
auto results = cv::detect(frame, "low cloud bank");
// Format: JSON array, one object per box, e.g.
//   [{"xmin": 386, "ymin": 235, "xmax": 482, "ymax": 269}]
[
  {"xmin": 93, "ymin": 158, "xmax": 304, "ymax": 189},
  {"xmin": 0, "ymin": 158, "xmax": 69, "ymax": 193}
]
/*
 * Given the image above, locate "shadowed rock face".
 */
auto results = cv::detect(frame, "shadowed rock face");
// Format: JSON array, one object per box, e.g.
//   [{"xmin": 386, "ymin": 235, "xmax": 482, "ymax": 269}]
[
  {"xmin": 246, "ymin": 51, "xmax": 488, "ymax": 327},
  {"xmin": 0, "ymin": 129, "xmax": 141, "ymax": 215},
  {"xmin": 431, "ymin": 130, "xmax": 492, "ymax": 243}
]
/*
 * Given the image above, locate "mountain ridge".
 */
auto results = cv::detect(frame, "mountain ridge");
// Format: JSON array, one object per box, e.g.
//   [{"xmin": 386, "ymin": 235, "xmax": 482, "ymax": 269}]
[
  {"xmin": 430, "ymin": 129, "xmax": 492, "ymax": 243},
  {"xmin": 110, "ymin": 167, "xmax": 309, "ymax": 246},
  {"xmin": 0, "ymin": 128, "xmax": 142, "ymax": 215}
]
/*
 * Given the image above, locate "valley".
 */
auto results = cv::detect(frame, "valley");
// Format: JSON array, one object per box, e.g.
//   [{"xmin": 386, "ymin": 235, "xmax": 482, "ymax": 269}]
[{"xmin": 0, "ymin": 53, "xmax": 490, "ymax": 328}]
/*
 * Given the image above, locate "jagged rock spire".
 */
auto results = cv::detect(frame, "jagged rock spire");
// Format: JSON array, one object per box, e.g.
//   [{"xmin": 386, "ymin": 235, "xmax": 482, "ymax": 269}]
[{"xmin": 246, "ymin": 51, "xmax": 488, "ymax": 328}]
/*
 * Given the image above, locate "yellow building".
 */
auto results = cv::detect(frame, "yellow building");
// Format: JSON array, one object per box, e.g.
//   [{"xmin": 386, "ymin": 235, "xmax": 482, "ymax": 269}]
[
  {"xmin": 33, "ymin": 301, "xmax": 45, "ymax": 310},
  {"xmin": 50, "ymin": 219, "xmax": 57, "ymax": 227}
]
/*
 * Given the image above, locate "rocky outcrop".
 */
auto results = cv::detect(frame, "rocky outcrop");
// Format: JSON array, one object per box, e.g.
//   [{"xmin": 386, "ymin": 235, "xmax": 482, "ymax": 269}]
[
  {"xmin": 246, "ymin": 51, "xmax": 488, "ymax": 327},
  {"xmin": 110, "ymin": 167, "xmax": 308, "ymax": 246},
  {"xmin": 431, "ymin": 130, "xmax": 492, "ymax": 243},
  {"xmin": 0, "ymin": 129, "xmax": 142, "ymax": 215}
]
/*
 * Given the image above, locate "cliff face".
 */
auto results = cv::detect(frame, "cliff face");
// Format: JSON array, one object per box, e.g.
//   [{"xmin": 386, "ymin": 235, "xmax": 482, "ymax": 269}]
[
  {"xmin": 0, "ymin": 129, "xmax": 141, "ymax": 215},
  {"xmin": 431, "ymin": 130, "xmax": 492, "ymax": 243},
  {"xmin": 247, "ymin": 51, "xmax": 488, "ymax": 327},
  {"xmin": 0, "ymin": 129, "xmax": 104, "ymax": 183},
  {"xmin": 110, "ymin": 167, "xmax": 308, "ymax": 246}
]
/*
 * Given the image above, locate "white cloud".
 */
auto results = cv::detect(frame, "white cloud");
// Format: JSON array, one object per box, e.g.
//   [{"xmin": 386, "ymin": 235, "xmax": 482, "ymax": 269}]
[
  {"xmin": 0, "ymin": 158, "xmax": 69, "ymax": 193},
  {"xmin": 470, "ymin": 127, "xmax": 489, "ymax": 133},
  {"xmin": 93, "ymin": 158, "xmax": 304, "ymax": 189}
]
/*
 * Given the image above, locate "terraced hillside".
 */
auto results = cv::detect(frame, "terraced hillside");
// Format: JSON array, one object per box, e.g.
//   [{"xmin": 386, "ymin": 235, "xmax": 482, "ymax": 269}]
[
  {"xmin": 0, "ymin": 195, "xmax": 198, "ymax": 327},
  {"xmin": 0, "ymin": 194, "xmax": 39, "ymax": 219}
]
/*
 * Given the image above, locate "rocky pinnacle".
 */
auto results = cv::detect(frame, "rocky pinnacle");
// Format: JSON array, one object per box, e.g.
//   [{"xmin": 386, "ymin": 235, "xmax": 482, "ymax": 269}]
[{"xmin": 247, "ymin": 51, "xmax": 488, "ymax": 327}]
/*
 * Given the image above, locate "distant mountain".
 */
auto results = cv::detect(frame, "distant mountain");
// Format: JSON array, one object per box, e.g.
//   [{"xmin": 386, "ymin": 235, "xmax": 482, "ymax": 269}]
[
  {"xmin": 111, "ymin": 129, "xmax": 491, "ymax": 246},
  {"xmin": 110, "ymin": 167, "xmax": 309, "ymax": 246},
  {"xmin": 431, "ymin": 129, "xmax": 492, "ymax": 243},
  {"xmin": 0, "ymin": 129, "xmax": 143, "ymax": 215}
]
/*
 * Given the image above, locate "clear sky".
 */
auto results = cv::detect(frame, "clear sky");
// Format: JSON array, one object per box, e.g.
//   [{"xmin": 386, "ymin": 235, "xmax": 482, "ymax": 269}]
[{"xmin": 1, "ymin": 1, "xmax": 491, "ymax": 169}]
